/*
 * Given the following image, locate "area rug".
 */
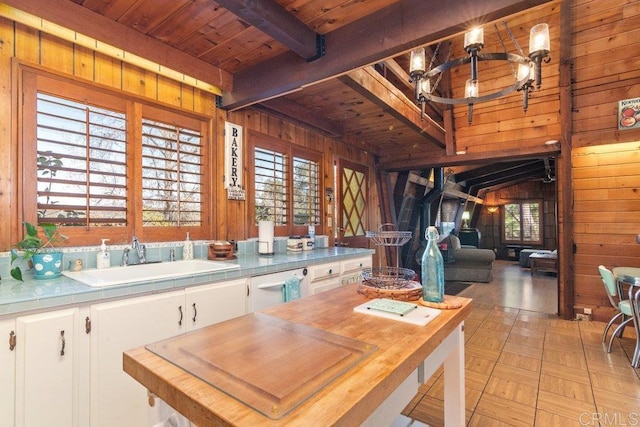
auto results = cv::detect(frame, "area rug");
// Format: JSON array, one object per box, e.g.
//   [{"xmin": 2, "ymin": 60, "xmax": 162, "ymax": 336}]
[{"xmin": 444, "ymin": 281, "xmax": 475, "ymax": 295}]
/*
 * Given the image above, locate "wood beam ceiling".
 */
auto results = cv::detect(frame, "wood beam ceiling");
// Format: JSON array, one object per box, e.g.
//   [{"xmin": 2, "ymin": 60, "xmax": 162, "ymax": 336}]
[
  {"xmin": 2, "ymin": 0, "xmax": 232, "ymax": 91},
  {"xmin": 214, "ymin": 0, "xmax": 321, "ymax": 60},
  {"xmin": 221, "ymin": 0, "xmax": 555, "ymax": 110},
  {"xmin": 378, "ymin": 143, "xmax": 561, "ymax": 171},
  {"xmin": 338, "ymin": 67, "xmax": 445, "ymax": 147},
  {"xmin": 258, "ymin": 98, "xmax": 344, "ymax": 137}
]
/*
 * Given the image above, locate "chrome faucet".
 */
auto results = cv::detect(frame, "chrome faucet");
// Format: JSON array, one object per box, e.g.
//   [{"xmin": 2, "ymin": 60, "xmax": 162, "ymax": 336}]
[
  {"xmin": 131, "ymin": 236, "xmax": 146, "ymax": 264},
  {"xmin": 121, "ymin": 247, "xmax": 130, "ymax": 266}
]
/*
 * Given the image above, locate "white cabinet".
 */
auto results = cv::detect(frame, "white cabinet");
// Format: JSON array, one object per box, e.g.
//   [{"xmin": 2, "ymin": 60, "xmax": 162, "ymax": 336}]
[
  {"xmin": 307, "ymin": 256, "xmax": 372, "ymax": 295},
  {"xmin": 184, "ymin": 278, "xmax": 248, "ymax": 331},
  {"xmin": 341, "ymin": 255, "xmax": 372, "ymax": 286},
  {"xmin": 90, "ymin": 279, "xmax": 248, "ymax": 426},
  {"xmin": 0, "ymin": 318, "xmax": 16, "ymax": 426},
  {"xmin": 90, "ymin": 290, "xmax": 185, "ymax": 427},
  {"xmin": 14, "ymin": 307, "xmax": 88, "ymax": 427},
  {"xmin": 308, "ymin": 261, "xmax": 341, "ymax": 295}
]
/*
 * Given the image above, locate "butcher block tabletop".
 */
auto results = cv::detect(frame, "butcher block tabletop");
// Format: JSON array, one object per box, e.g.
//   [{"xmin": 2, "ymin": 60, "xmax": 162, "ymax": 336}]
[{"xmin": 123, "ymin": 284, "xmax": 472, "ymax": 426}]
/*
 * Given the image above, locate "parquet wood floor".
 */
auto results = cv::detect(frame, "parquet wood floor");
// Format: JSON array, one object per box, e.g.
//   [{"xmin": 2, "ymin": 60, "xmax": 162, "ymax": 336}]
[{"xmin": 403, "ymin": 261, "xmax": 640, "ymax": 426}]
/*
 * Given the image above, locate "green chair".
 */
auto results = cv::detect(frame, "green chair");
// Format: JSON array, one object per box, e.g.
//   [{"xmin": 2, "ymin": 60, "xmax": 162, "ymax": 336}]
[{"xmin": 599, "ymin": 265, "xmax": 634, "ymax": 352}]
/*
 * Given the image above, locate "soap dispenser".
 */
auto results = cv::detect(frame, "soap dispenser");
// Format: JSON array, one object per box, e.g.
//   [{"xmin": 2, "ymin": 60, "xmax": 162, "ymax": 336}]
[
  {"xmin": 183, "ymin": 232, "xmax": 194, "ymax": 260},
  {"xmin": 97, "ymin": 239, "xmax": 111, "ymax": 269}
]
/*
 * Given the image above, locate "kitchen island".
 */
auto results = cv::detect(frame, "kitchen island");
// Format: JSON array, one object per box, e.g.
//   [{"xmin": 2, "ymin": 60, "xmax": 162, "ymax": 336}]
[{"xmin": 124, "ymin": 284, "xmax": 471, "ymax": 426}]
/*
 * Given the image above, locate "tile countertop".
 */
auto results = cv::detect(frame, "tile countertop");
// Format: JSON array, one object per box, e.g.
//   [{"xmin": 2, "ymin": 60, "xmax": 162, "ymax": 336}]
[{"xmin": 0, "ymin": 247, "xmax": 374, "ymax": 317}]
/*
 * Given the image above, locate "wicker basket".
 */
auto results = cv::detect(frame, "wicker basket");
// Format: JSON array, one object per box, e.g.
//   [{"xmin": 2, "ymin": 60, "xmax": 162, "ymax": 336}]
[
  {"xmin": 357, "ymin": 281, "xmax": 422, "ymax": 301},
  {"xmin": 361, "ymin": 266, "xmax": 416, "ymax": 289}
]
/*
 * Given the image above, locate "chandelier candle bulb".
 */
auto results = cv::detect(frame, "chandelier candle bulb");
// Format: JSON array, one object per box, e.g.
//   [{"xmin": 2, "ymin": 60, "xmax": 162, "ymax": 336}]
[
  {"xmin": 465, "ymin": 79, "xmax": 479, "ymax": 99},
  {"xmin": 464, "ymin": 27, "xmax": 484, "ymax": 51},
  {"xmin": 529, "ymin": 23, "xmax": 550, "ymax": 56},
  {"xmin": 409, "ymin": 47, "xmax": 426, "ymax": 75}
]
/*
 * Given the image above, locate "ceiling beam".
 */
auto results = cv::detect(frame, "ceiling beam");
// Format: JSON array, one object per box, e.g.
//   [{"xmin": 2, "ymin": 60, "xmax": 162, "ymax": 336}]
[
  {"xmin": 2, "ymin": 0, "xmax": 233, "ymax": 91},
  {"xmin": 339, "ymin": 67, "xmax": 445, "ymax": 147},
  {"xmin": 378, "ymin": 143, "xmax": 561, "ymax": 171},
  {"xmin": 214, "ymin": 0, "xmax": 321, "ymax": 60},
  {"xmin": 258, "ymin": 98, "xmax": 344, "ymax": 137},
  {"xmin": 221, "ymin": 0, "xmax": 554, "ymax": 109}
]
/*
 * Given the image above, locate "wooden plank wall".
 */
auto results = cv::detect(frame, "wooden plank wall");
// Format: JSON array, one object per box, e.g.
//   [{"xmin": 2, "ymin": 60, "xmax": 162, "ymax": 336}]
[
  {"xmin": 0, "ymin": 16, "xmax": 378, "ymax": 255},
  {"xmin": 571, "ymin": 0, "xmax": 640, "ymax": 322}
]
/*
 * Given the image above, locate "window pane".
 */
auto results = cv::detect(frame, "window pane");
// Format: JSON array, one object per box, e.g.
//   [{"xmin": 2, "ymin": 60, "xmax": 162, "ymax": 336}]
[
  {"xmin": 293, "ymin": 157, "xmax": 320, "ymax": 226},
  {"xmin": 521, "ymin": 202, "xmax": 540, "ymax": 242},
  {"xmin": 141, "ymin": 119, "xmax": 203, "ymax": 227},
  {"xmin": 255, "ymin": 147, "xmax": 288, "ymax": 225},
  {"xmin": 36, "ymin": 93, "xmax": 127, "ymax": 227},
  {"xmin": 503, "ymin": 201, "xmax": 541, "ymax": 244},
  {"xmin": 504, "ymin": 203, "xmax": 521, "ymax": 240}
]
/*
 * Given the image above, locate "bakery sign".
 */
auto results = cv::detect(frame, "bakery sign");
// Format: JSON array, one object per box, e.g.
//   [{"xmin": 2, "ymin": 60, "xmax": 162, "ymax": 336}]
[
  {"xmin": 618, "ymin": 97, "xmax": 640, "ymax": 130},
  {"xmin": 224, "ymin": 122, "xmax": 246, "ymax": 200}
]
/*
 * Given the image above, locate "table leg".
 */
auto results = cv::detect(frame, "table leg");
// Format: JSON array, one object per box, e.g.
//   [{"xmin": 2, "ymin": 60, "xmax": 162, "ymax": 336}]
[{"xmin": 443, "ymin": 323, "xmax": 465, "ymax": 426}]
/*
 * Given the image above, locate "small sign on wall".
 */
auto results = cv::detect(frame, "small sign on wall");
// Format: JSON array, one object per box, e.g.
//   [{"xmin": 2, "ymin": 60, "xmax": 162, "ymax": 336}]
[
  {"xmin": 224, "ymin": 121, "xmax": 246, "ymax": 200},
  {"xmin": 618, "ymin": 97, "xmax": 640, "ymax": 130}
]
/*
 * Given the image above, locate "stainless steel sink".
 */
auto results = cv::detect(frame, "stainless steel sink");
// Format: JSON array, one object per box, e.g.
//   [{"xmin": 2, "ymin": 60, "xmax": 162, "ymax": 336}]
[{"xmin": 62, "ymin": 259, "xmax": 239, "ymax": 287}]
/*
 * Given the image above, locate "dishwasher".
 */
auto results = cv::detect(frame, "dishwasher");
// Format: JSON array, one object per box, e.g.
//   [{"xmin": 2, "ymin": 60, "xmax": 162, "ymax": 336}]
[{"xmin": 249, "ymin": 268, "xmax": 309, "ymax": 312}]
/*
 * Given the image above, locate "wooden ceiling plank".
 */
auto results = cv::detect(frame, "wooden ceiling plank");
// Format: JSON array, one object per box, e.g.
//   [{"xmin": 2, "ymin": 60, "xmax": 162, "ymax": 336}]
[
  {"xmin": 221, "ymin": 0, "xmax": 554, "ymax": 109},
  {"xmin": 339, "ymin": 67, "xmax": 445, "ymax": 147},
  {"xmin": 214, "ymin": 0, "xmax": 320, "ymax": 60},
  {"xmin": 3, "ymin": 0, "xmax": 233, "ymax": 91},
  {"xmin": 259, "ymin": 98, "xmax": 344, "ymax": 137}
]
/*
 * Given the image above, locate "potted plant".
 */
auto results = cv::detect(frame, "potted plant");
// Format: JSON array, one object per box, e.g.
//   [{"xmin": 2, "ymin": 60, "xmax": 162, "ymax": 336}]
[{"xmin": 11, "ymin": 222, "xmax": 68, "ymax": 281}]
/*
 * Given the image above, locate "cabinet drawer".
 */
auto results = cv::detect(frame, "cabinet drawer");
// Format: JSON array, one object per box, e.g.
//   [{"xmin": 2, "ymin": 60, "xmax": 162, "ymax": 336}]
[
  {"xmin": 308, "ymin": 262, "xmax": 341, "ymax": 282},
  {"xmin": 341, "ymin": 256, "xmax": 372, "ymax": 274}
]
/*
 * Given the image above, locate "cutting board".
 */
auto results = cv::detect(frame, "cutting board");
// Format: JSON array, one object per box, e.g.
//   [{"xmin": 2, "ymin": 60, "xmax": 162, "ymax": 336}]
[
  {"xmin": 145, "ymin": 313, "xmax": 376, "ymax": 420},
  {"xmin": 353, "ymin": 298, "xmax": 441, "ymax": 326}
]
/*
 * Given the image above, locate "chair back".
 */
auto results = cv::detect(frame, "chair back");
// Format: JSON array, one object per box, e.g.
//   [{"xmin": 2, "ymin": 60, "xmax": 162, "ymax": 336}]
[{"xmin": 598, "ymin": 265, "xmax": 619, "ymax": 308}]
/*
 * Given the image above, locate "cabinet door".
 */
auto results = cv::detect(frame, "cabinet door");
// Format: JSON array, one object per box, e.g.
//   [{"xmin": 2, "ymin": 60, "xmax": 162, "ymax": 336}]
[
  {"xmin": 90, "ymin": 291, "xmax": 184, "ymax": 427},
  {"xmin": 341, "ymin": 256, "xmax": 372, "ymax": 285},
  {"xmin": 0, "ymin": 318, "xmax": 16, "ymax": 426},
  {"xmin": 309, "ymin": 277, "xmax": 342, "ymax": 295},
  {"xmin": 308, "ymin": 261, "xmax": 341, "ymax": 283},
  {"xmin": 185, "ymin": 279, "xmax": 248, "ymax": 331},
  {"xmin": 15, "ymin": 308, "xmax": 80, "ymax": 427}
]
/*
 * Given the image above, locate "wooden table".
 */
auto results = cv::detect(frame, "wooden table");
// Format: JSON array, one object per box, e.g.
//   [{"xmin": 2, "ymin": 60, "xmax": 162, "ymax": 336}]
[
  {"xmin": 124, "ymin": 284, "xmax": 472, "ymax": 426},
  {"xmin": 530, "ymin": 253, "xmax": 557, "ymax": 275}
]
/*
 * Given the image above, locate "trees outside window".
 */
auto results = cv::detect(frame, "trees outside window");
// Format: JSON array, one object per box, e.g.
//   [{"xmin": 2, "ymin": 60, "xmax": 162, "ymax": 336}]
[
  {"xmin": 22, "ymin": 70, "xmax": 211, "ymax": 244},
  {"xmin": 503, "ymin": 201, "xmax": 542, "ymax": 245},
  {"xmin": 250, "ymin": 135, "xmax": 322, "ymax": 236}
]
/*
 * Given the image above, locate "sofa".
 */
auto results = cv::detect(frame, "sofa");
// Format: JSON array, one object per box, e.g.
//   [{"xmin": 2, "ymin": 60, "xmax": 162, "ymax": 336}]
[{"xmin": 441, "ymin": 234, "xmax": 496, "ymax": 283}]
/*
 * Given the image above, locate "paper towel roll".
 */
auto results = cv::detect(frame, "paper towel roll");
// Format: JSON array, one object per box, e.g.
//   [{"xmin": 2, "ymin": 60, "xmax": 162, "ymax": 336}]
[{"xmin": 258, "ymin": 220, "xmax": 274, "ymax": 255}]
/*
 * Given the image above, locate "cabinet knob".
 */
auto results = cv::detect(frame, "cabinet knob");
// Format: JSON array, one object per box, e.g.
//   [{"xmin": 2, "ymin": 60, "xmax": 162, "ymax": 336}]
[
  {"xmin": 192, "ymin": 303, "xmax": 197, "ymax": 323},
  {"xmin": 178, "ymin": 305, "xmax": 183, "ymax": 326},
  {"xmin": 9, "ymin": 331, "xmax": 15, "ymax": 351}
]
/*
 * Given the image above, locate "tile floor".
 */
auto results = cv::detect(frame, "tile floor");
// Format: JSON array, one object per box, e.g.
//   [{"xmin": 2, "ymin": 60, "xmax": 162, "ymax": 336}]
[{"xmin": 402, "ymin": 262, "xmax": 640, "ymax": 426}]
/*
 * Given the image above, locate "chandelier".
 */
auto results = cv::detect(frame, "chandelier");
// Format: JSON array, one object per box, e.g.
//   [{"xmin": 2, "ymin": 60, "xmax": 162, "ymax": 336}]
[{"xmin": 409, "ymin": 23, "xmax": 550, "ymax": 124}]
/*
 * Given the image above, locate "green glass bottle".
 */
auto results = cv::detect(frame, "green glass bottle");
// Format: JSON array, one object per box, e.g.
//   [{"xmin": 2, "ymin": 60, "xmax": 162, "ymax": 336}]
[{"xmin": 421, "ymin": 226, "xmax": 444, "ymax": 303}]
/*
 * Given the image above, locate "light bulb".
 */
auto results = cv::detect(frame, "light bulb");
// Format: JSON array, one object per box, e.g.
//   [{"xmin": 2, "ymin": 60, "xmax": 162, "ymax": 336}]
[
  {"xmin": 529, "ymin": 23, "xmax": 550, "ymax": 55},
  {"xmin": 410, "ymin": 48, "xmax": 426, "ymax": 75},
  {"xmin": 465, "ymin": 79, "xmax": 479, "ymax": 98},
  {"xmin": 464, "ymin": 27, "xmax": 484, "ymax": 50}
]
